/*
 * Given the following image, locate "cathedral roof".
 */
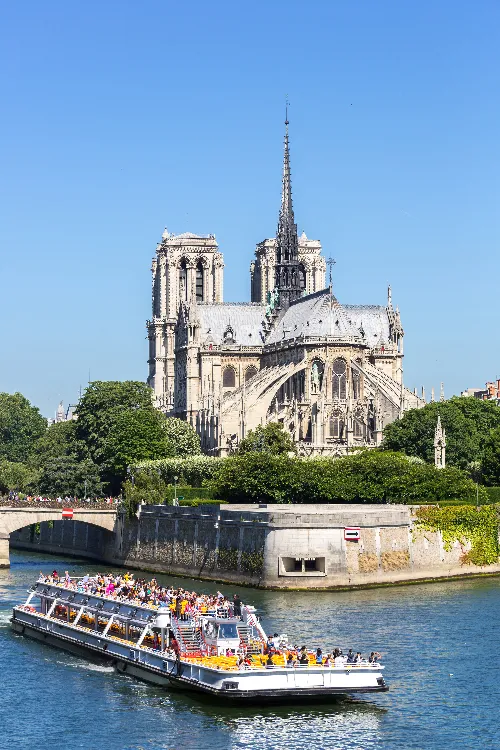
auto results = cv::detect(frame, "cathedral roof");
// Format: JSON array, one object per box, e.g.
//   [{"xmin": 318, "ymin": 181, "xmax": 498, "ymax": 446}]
[
  {"xmin": 265, "ymin": 292, "xmax": 392, "ymax": 346},
  {"xmin": 266, "ymin": 289, "xmax": 362, "ymax": 344},
  {"xmin": 343, "ymin": 305, "xmax": 391, "ymax": 347},
  {"xmin": 197, "ymin": 303, "xmax": 266, "ymax": 346}
]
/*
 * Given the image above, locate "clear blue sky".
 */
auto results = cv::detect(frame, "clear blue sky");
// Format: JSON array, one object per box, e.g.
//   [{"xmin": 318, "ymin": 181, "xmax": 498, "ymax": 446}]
[{"xmin": 1, "ymin": 1, "xmax": 498, "ymax": 417}]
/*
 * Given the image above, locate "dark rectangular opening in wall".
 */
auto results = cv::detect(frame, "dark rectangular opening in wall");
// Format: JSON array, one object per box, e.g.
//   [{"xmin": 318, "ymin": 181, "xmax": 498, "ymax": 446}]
[{"xmin": 280, "ymin": 556, "xmax": 326, "ymax": 576}]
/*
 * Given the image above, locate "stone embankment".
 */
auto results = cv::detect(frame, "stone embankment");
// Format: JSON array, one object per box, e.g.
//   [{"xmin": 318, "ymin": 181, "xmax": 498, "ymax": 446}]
[{"xmin": 9, "ymin": 503, "xmax": 500, "ymax": 589}]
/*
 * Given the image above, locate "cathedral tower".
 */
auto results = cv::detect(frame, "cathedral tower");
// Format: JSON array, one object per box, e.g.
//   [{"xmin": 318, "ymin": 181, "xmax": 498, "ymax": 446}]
[{"xmin": 147, "ymin": 230, "xmax": 224, "ymax": 411}]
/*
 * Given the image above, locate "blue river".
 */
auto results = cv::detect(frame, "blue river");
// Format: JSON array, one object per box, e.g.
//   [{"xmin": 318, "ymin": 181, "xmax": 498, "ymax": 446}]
[{"xmin": 1, "ymin": 550, "xmax": 499, "ymax": 750}]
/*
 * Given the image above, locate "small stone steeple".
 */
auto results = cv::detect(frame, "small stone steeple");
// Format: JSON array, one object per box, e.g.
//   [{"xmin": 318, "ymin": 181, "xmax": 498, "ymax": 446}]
[
  {"xmin": 434, "ymin": 415, "xmax": 446, "ymax": 468},
  {"xmin": 274, "ymin": 108, "xmax": 302, "ymax": 310}
]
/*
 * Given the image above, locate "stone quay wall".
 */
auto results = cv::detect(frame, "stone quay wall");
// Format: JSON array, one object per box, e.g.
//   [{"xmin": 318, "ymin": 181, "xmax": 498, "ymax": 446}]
[{"xmin": 10, "ymin": 504, "xmax": 500, "ymax": 589}]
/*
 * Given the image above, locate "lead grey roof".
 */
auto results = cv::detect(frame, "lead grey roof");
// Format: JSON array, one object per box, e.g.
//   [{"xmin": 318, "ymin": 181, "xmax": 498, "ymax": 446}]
[
  {"xmin": 343, "ymin": 305, "xmax": 390, "ymax": 347},
  {"xmin": 265, "ymin": 292, "xmax": 391, "ymax": 346},
  {"xmin": 197, "ymin": 303, "xmax": 266, "ymax": 346},
  {"xmin": 266, "ymin": 290, "xmax": 361, "ymax": 344}
]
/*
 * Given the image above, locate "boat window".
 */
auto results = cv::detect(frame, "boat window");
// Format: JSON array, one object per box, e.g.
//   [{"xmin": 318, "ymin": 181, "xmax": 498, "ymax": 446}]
[{"xmin": 218, "ymin": 623, "xmax": 238, "ymax": 639}]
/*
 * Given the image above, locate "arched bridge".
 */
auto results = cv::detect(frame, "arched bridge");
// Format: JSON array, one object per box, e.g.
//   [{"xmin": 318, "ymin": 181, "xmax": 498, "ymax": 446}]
[{"xmin": 0, "ymin": 505, "xmax": 119, "ymax": 567}]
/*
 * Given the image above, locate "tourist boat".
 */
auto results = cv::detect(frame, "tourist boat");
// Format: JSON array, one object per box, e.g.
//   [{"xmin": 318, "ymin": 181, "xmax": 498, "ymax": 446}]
[{"xmin": 11, "ymin": 577, "xmax": 389, "ymax": 703}]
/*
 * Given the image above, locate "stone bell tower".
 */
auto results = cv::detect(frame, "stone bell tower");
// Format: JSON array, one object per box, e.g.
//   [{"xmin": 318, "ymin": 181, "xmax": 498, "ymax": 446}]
[{"xmin": 147, "ymin": 230, "xmax": 224, "ymax": 411}]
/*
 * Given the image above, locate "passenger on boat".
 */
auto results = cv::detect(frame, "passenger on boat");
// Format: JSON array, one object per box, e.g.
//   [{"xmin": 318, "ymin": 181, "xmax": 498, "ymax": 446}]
[
  {"xmin": 346, "ymin": 649, "xmax": 356, "ymax": 664},
  {"xmin": 355, "ymin": 652, "xmax": 363, "ymax": 664},
  {"xmin": 298, "ymin": 646, "xmax": 309, "ymax": 666},
  {"xmin": 323, "ymin": 654, "xmax": 333, "ymax": 667},
  {"xmin": 369, "ymin": 651, "xmax": 381, "ymax": 663},
  {"xmin": 315, "ymin": 648, "xmax": 323, "ymax": 665},
  {"xmin": 265, "ymin": 653, "xmax": 275, "ymax": 669},
  {"xmin": 233, "ymin": 594, "xmax": 241, "ymax": 617},
  {"xmin": 334, "ymin": 653, "xmax": 345, "ymax": 667}
]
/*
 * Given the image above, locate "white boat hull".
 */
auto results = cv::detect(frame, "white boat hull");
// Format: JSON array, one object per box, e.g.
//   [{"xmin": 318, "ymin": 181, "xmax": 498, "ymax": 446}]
[{"xmin": 11, "ymin": 607, "xmax": 388, "ymax": 703}]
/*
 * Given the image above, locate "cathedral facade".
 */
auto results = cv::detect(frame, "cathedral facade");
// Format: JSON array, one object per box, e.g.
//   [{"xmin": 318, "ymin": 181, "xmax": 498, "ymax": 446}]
[{"xmin": 147, "ymin": 118, "xmax": 423, "ymax": 455}]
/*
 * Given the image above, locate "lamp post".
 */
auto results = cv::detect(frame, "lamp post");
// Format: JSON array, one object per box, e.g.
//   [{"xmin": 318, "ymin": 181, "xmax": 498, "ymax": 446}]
[{"xmin": 173, "ymin": 475, "xmax": 179, "ymax": 506}]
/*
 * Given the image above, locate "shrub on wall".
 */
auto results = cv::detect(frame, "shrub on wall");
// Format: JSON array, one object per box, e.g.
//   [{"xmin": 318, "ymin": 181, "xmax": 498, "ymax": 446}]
[{"xmin": 415, "ymin": 505, "xmax": 500, "ymax": 566}]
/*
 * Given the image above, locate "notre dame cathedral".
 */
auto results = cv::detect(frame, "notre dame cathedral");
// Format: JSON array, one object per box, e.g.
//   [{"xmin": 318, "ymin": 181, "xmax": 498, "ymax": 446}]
[{"xmin": 147, "ymin": 116, "xmax": 423, "ymax": 456}]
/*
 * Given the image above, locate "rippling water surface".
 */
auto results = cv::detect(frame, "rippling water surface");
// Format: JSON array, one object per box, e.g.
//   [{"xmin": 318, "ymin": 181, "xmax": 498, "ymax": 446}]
[{"xmin": 1, "ymin": 550, "xmax": 499, "ymax": 750}]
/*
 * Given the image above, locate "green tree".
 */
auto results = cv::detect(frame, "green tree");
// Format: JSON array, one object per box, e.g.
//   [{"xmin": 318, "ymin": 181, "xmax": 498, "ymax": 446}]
[
  {"xmin": 481, "ymin": 427, "xmax": 500, "ymax": 486},
  {"xmin": 0, "ymin": 460, "xmax": 41, "ymax": 494},
  {"xmin": 30, "ymin": 420, "xmax": 87, "ymax": 466},
  {"xmin": 162, "ymin": 417, "xmax": 201, "ymax": 457},
  {"xmin": 99, "ymin": 408, "xmax": 174, "ymax": 490},
  {"xmin": 75, "ymin": 381, "xmax": 155, "ymax": 458},
  {"xmin": 38, "ymin": 457, "xmax": 103, "ymax": 497},
  {"xmin": 382, "ymin": 397, "xmax": 500, "ymax": 469},
  {"xmin": 0, "ymin": 392, "xmax": 47, "ymax": 463},
  {"xmin": 237, "ymin": 422, "xmax": 297, "ymax": 456},
  {"xmin": 209, "ymin": 452, "xmax": 301, "ymax": 503}
]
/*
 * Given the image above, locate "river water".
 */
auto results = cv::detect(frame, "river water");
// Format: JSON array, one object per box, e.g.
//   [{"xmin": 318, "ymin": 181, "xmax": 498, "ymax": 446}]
[{"xmin": 1, "ymin": 550, "xmax": 499, "ymax": 750}]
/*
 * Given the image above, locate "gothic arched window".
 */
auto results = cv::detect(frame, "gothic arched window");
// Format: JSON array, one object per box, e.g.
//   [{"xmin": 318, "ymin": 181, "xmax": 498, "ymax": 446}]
[
  {"xmin": 329, "ymin": 415, "xmax": 345, "ymax": 439},
  {"xmin": 196, "ymin": 261, "xmax": 204, "ymax": 302},
  {"xmin": 245, "ymin": 366, "xmax": 258, "ymax": 383},
  {"xmin": 332, "ymin": 358, "xmax": 347, "ymax": 400},
  {"xmin": 353, "ymin": 419, "xmax": 364, "ymax": 438},
  {"xmin": 352, "ymin": 369, "xmax": 361, "ymax": 399},
  {"xmin": 222, "ymin": 367, "xmax": 236, "ymax": 388},
  {"xmin": 179, "ymin": 260, "xmax": 188, "ymax": 302},
  {"xmin": 298, "ymin": 263, "xmax": 306, "ymax": 292}
]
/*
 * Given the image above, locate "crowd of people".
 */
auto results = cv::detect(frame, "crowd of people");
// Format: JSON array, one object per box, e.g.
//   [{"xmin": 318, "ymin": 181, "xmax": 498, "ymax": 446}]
[
  {"xmin": 3, "ymin": 494, "xmax": 119, "ymax": 508},
  {"xmin": 39, "ymin": 570, "xmax": 381, "ymax": 667},
  {"xmin": 39, "ymin": 570, "xmax": 242, "ymax": 622}
]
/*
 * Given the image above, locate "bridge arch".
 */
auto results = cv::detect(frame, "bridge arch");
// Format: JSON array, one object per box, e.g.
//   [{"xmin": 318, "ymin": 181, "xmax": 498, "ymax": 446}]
[{"xmin": 0, "ymin": 507, "xmax": 118, "ymax": 568}]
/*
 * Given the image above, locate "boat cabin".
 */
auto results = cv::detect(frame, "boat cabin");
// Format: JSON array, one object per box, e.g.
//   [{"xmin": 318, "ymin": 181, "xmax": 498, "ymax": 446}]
[{"xmin": 202, "ymin": 617, "xmax": 241, "ymax": 656}]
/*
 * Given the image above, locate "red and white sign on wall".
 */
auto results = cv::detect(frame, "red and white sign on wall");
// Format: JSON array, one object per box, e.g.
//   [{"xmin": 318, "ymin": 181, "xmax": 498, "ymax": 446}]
[
  {"xmin": 344, "ymin": 527, "xmax": 361, "ymax": 541},
  {"xmin": 62, "ymin": 508, "xmax": 74, "ymax": 519}
]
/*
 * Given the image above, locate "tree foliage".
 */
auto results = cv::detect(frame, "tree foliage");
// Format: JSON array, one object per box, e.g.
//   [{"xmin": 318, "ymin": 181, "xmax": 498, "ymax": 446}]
[
  {"xmin": 38, "ymin": 457, "xmax": 103, "ymax": 497},
  {"xmin": 161, "ymin": 417, "xmax": 201, "ymax": 457},
  {"xmin": 30, "ymin": 420, "xmax": 87, "ymax": 466},
  {"xmin": 481, "ymin": 427, "xmax": 500, "ymax": 486},
  {"xmin": 131, "ymin": 455, "xmax": 221, "ymax": 487},
  {"xmin": 237, "ymin": 422, "xmax": 296, "ymax": 456},
  {"xmin": 74, "ymin": 381, "xmax": 201, "ymax": 492},
  {"xmin": 208, "ymin": 450, "xmax": 486, "ymax": 505},
  {"xmin": 382, "ymin": 397, "xmax": 500, "ymax": 469},
  {"xmin": 0, "ymin": 392, "xmax": 47, "ymax": 463},
  {"xmin": 0, "ymin": 460, "xmax": 41, "ymax": 494}
]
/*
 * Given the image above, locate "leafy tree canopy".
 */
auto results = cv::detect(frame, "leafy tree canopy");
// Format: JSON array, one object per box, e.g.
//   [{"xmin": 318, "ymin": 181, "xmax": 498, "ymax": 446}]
[
  {"xmin": 481, "ymin": 427, "xmax": 500, "ymax": 487},
  {"xmin": 0, "ymin": 460, "xmax": 41, "ymax": 494},
  {"xmin": 162, "ymin": 417, "xmax": 201, "ymax": 457},
  {"xmin": 30, "ymin": 420, "xmax": 87, "ymax": 467},
  {"xmin": 0, "ymin": 392, "xmax": 47, "ymax": 463},
  {"xmin": 75, "ymin": 381, "xmax": 155, "ymax": 454},
  {"xmin": 38, "ymin": 457, "xmax": 103, "ymax": 498},
  {"xmin": 382, "ymin": 397, "xmax": 500, "ymax": 469},
  {"xmin": 237, "ymin": 422, "xmax": 297, "ymax": 456}
]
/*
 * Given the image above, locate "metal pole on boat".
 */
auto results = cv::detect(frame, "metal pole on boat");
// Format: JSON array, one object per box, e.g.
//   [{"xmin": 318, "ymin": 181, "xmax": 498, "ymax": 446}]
[
  {"xmin": 73, "ymin": 606, "xmax": 85, "ymax": 627},
  {"xmin": 102, "ymin": 615, "xmax": 115, "ymax": 637},
  {"xmin": 47, "ymin": 598, "xmax": 59, "ymax": 617}
]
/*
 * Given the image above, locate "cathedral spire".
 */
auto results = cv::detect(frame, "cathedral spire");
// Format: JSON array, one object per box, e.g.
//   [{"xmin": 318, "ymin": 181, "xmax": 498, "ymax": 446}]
[{"xmin": 274, "ymin": 107, "xmax": 302, "ymax": 309}]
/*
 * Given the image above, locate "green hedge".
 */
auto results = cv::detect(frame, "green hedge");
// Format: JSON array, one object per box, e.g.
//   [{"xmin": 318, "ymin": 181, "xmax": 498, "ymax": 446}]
[
  {"xmin": 131, "ymin": 456, "xmax": 221, "ymax": 487},
  {"xmin": 165, "ymin": 485, "xmax": 215, "ymax": 502},
  {"xmin": 179, "ymin": 498, "xmax": 227, "ymax": 507},
  {"xmin": 485, "ymin": 487, "xmax": 500, "ymax": 503}
]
